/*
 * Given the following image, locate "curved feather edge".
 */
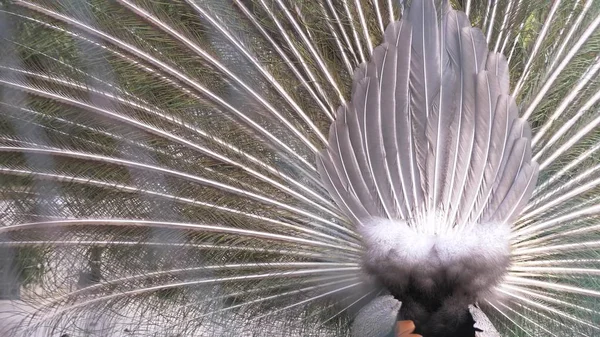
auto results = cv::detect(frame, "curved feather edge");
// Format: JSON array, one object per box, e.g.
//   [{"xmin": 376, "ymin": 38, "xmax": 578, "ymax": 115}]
[{"xmin": 320, "ymin": 2, "xmax": 537, "ymax": 233}]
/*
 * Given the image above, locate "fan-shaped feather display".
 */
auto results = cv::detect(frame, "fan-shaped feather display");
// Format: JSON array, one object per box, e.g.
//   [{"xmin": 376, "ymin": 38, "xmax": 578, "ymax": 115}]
[{"xmin": 0, "ymin": 0, "xmax": 599, "ymax": 336}]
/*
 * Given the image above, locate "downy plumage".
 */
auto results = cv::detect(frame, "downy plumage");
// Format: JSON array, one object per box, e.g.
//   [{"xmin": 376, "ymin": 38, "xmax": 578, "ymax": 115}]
[{"xmin": 0, "ymin": 0, "xmax": 599, "ymax": 336}]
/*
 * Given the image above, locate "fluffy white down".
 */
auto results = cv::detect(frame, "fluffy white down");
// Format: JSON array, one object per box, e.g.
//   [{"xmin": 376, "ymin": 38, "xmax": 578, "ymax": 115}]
[{"xmin": 359, "ymin": 217, "xmax": 510, "ymax": 299}]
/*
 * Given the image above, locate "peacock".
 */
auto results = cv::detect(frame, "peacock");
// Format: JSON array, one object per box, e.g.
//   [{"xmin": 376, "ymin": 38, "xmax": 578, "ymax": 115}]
[{"xmin": 0, "ymin": 0, "xmax": 599, "ymax": 336}]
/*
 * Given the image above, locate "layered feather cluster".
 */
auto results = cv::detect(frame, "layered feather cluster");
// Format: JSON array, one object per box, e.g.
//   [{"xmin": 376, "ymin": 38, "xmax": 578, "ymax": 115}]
[
  {"xmin": 317, "ymin": 2, "xmax": 538, "ymax": 332},
  {"xmin": 1, "ymin": 0, "xmax": 600, "ymax": 336}
]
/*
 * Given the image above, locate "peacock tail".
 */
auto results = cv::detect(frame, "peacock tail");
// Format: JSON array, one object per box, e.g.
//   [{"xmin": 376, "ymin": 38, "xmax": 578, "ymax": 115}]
[{"xmin": 0, "ymin": 0, "xmax": 599, "ymax": 336}]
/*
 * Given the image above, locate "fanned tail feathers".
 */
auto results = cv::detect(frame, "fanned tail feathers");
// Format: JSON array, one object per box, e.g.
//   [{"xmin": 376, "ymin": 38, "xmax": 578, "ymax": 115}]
[
  {"xmin": 319, "ymin": 0, "xmax": 537, "ymax": 233},
  {"xmin": 1, "ymin": 0, "xmax": 600, "ymax": 336}
]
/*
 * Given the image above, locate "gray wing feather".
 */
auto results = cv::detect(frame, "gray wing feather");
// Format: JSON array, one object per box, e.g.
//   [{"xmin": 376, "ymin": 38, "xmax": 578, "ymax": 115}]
[
  {"xmin": 347, "ymin": 85, "xmax": 386, "ymax": 217},
  {"xmin": 481, "ymin": 138, "xmax": 530, "ymax": 223},
  {"xmin": 447, "ymin": 27, "xmax": 487, "ymax": 226},
  {"xmin": 427, "ymin": 64, "xmax": 458, "ymax": 212},
  {"xmin": 329, "ymin": 109, "xmax": 353, "ymax": 189},
  {"xmin": 376, "ymin": 44, "xmax": 406, "ymax": 219},
  {"xmin": 316, "ymin": 152, "xmax": 367, "ymax": 224},
  {"xmin": 441, "ymin": 8, "xmax": 470, "ymax": 213},
  {"xmin": 426, "ymin": 1, "xmax": 460, "ymax": 211},
  {"xmin": 491, "ymin": 162, "xmax": 539, "ymax": 224},
  {"xmin": 486, "ymin": 53, "xmax": 510, "ymax": 95},
  {"xmin": 481, "ymin": 117, "xmax": 533, "ymax": 222},
  {"xmin": 470, "ymin": 94, "xmax": 517, "ymax": 223},
  {"xmin": 352, "ymin": 63, "xmax": 368, "ymax": 95},
  {"xmin": 392, "ymin": 23, "xmax": 421, "ymax": 218},
  {"xmin": 364, "ymin": 52, "xmax": 398, "ymax": 219},
  {"xmin": 383, "ymin": 21, "xmax": 416, "ymax": 218},
  {"xmin": 494, "ymin": 118, "xmax": 531, "ymax": 191},
  {"xmin": 445, "ymin": 10, "xmax": 471, "ymax": 68},
  {"xmin": 424, "ymin": 0, "xmax": 451, "ymax": 211},
  {"xmin": 407, "ymin": 0, "xmax": 440, "ymax": 210},
  {"xmin": 469, "ymin": 305, "xmax": 502, "ymax": 337},
  {"xmin": 456, "ymin": 71, "xmax": 495, "ymax": 227},
  {"xmin": 336, "ymin": 108, "xmax": 382, "ymax": 218}
]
